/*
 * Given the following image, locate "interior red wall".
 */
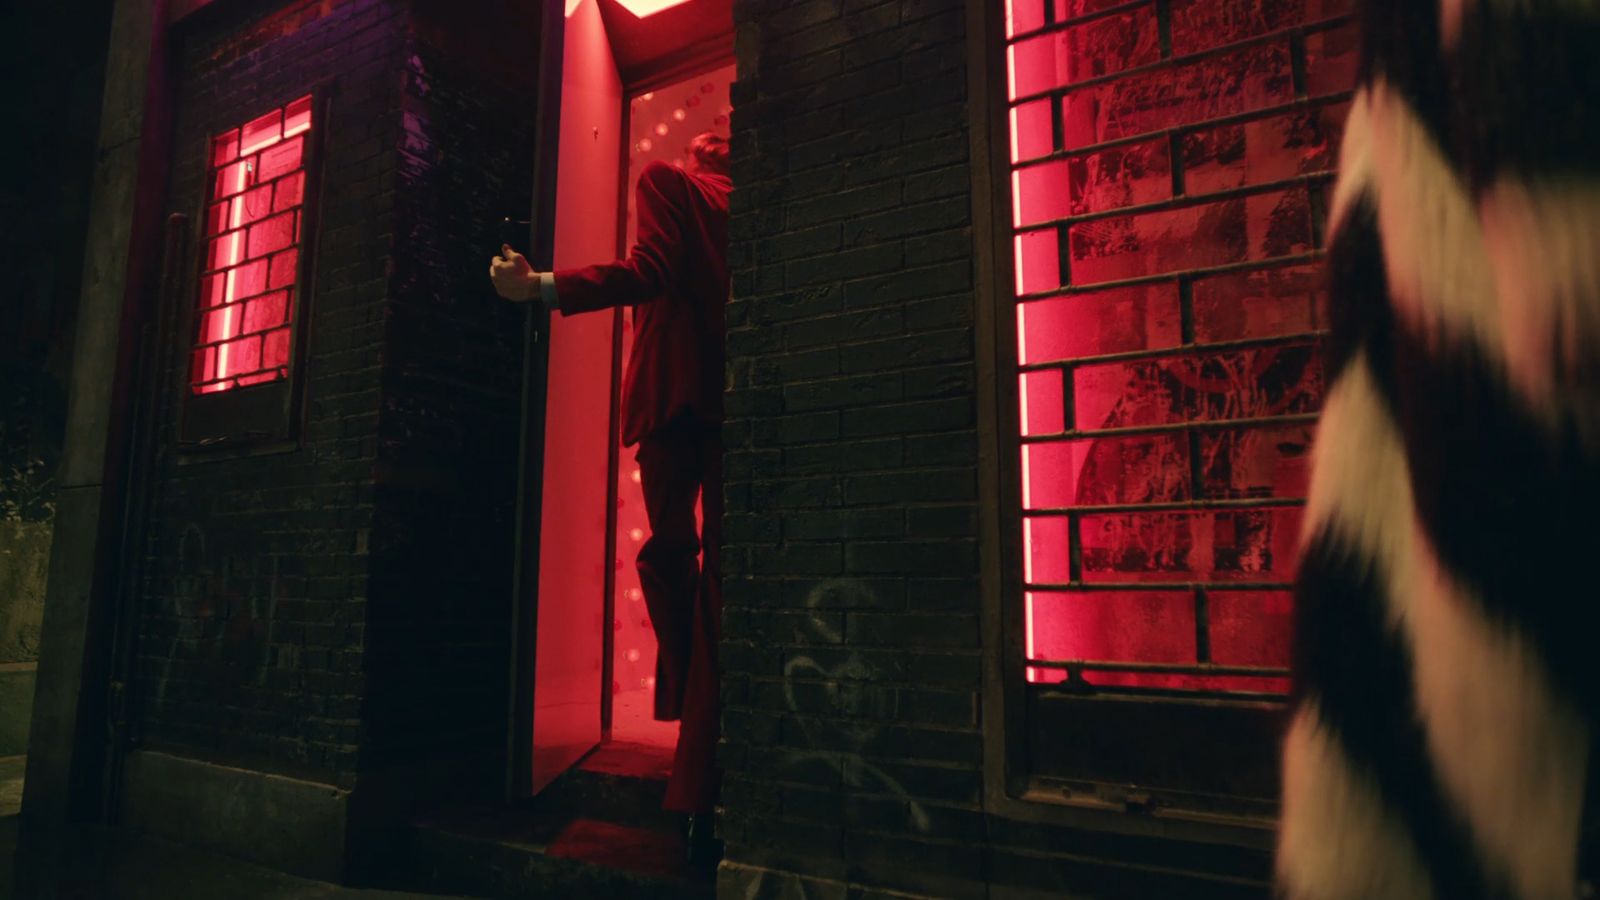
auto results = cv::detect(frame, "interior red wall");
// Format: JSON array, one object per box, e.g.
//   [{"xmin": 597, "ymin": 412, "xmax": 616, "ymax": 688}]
[
  {"xmin": 608, "ymin": 62, "xmax": 734, "ymax": 747},
  {"xmin": 1007, "ymin": 0, "xmax": 1355, "ymax": 693},
  {"xmin": 531, "ymin": 0, "xmax": 623, "ymax": 792}
]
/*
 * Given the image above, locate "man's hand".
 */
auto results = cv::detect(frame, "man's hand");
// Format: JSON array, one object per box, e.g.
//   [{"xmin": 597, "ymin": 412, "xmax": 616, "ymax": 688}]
[{"xmin": 490, "ymin": 244, "xmax": 541, "ymax": 302}]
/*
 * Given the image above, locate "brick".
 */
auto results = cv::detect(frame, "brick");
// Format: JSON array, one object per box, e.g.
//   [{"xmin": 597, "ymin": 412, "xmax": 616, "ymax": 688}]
[
  {"xmin": 842, "ymin": 757, "xmax": 980, "ymax": 805},
  {"xmin": 752, "ymin": 411, "xmax": 840, "ymax": 445},
  {"xmin": 842, "ymin": 261, "xmax": 970, "ymax": 309},
  {"xmin": 839, "ymin": 330, "xmax": 972, "ymax": 373},
  {"xmin": 786, "ymin": 181, "xmax": 902, "ymax": 228},
  {"xmin": 783, "ymin": 438, "xmax": 902, "ymax": 474},
  {"xmin": 785, "ymin": 307, "xmax": 904, "ymax": 350},
  {"xmin": 840, "ymin": 397, "xmax": 973, "ymax": 437},
  {"xmin": 844, "ymin": 609, "xmax": 979, "ymax": 647},
  {"xmin": 842, "ymin": 197, "xmax": 969, "ymax": 245},
  {"xmin": 759, "ymin": 225, "xmax": 845, "ymax": 265},
  {"xmin": 783, "ymin": 373, "xmax": 903, "ymax": 412},
  {"xmin": 904, "ymin": 228, "xmax": 973, "ymax": 267},
  {"xmin": 751, "ymin": 348, "xmax": 840, "ymax": 384},
  {"xmin": 842, "ymin": 469, "xmax": 974, "ymax": 505},
  {"xmin": 783, "ymin": 508, "xmax": 904, "ymax": 541},
  {"xmin": 905, "ymin": 504, "xmax": 976, "ymax": 538},
  {"xmin": 749, "ymin": 542, "xmax": 845, "ymax": 576},
  {"xmin": 786, "ymin": 243, "xmax": 904, "ymax": 287}
]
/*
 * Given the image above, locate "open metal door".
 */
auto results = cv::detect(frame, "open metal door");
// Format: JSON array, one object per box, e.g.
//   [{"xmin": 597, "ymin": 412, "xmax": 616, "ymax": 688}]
[{"xmin": 507, "ymin": 0, "xmax": 626, "ymax": 801}]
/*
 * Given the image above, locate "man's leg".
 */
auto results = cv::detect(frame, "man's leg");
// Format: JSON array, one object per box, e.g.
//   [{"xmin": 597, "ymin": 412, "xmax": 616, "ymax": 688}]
[
  {"xmin": 634, "ymin": 418, "xmax": 701, "ymax": 722},
  {"xmin": 664, "ymin": 421, "xmax": 722, "ymax": 815}
]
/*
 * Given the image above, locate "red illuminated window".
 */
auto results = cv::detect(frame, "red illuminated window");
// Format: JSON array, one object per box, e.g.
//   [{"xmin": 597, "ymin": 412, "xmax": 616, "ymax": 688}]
[
  {"xmin": 1002, "ymin": 0, "xmax": 1357, "ymax": 704},
  {"xmin": 190, "ymin": 94, "xmax": 313, "ymax": 395}
]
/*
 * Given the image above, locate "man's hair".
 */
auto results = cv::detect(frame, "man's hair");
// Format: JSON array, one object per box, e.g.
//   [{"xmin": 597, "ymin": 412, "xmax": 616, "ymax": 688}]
[{"xmin": 689, "ymin": 132, "xmax": 729, "ymax": 176}]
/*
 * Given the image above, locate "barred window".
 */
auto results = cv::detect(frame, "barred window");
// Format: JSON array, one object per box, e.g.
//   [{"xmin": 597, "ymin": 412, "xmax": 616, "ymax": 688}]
[
  {"xmin": 191, "ymin": 95, "xmax": 313, "ymax": 394},
  {"xmin": 995, "ymin": 0, "xmax": 1357, "ymax": 812}
]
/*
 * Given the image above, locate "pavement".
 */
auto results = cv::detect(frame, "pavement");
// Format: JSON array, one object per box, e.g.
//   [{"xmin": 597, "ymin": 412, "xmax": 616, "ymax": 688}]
[{"xmin": 0, "ymin": 754, "xmax": 480, "ymax": 900}]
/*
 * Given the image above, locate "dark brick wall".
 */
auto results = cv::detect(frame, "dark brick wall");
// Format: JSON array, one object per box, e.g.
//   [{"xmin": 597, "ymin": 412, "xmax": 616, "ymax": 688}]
[
  {"xmin": 719, "ymin": 0, "xmax": 989, "ymax": 896},
  {"xmin": 133, "ymin": 0, "xmax": 534, "ymax": 788},
  {"xmin": 718, "ymin": 2, "xmax": 1276, "ymax": 898},
  {"xmin": 133, "ymin": 0, "xmax": 408, "ymax": 784},
  {"xmin": 357, "ymin": 4, "xmax": 536, "ymax": 773}
]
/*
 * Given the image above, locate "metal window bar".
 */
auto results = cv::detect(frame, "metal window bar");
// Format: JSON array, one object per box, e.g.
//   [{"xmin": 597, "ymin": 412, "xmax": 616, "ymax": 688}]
[
  {"xmin": 189, "ymin": 96, "xmax": 312, "ymax": 395},
  {"xmin": 1013, "ymin": 91, "xmax": 1355, "ymax": 171},
  {"xmin": 1009, "ymin": 0, "xmax": 1344, "ymax": 697},
  {"xmin": 1009, "ymin": 11, "xmax": 1354, "ymax": 107}
]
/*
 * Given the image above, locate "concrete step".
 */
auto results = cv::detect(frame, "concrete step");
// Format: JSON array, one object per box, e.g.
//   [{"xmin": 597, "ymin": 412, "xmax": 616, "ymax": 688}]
[
  {"xmin": 531, "ymin": 740, "xmax": 680, "ymax": 833},
  {"xmin": 401, "ymin": 810, "xmax": 712, "ymax": 900},
  {"xmin": 398, "ymin": 741, "xmax": 711, "ymax": 900}
]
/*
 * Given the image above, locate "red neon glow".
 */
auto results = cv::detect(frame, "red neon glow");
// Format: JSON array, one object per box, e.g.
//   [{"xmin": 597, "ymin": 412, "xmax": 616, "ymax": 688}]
[
  {"xmin": 614, "ymin": 0, "xmax": 693, "ymax": 18},
  {"xmin": 190, "ymin": 95, "xmax": 312, "ymax": 394},
  {"xmin": 1004, "ymin": 0, "xmax": 1353, "ymax": 692}
]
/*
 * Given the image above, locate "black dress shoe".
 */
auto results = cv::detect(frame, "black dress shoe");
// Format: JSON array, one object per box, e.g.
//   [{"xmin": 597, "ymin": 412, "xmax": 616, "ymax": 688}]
[{"xmin": 685, "ymin": 812, "xmax": 723, "ymax": 871}]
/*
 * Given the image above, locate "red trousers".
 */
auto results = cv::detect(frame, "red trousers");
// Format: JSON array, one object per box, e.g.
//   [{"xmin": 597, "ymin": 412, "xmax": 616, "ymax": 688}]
[{"xmin": 634, "ymin": 414, "xmax": 721, "ymax": 814}]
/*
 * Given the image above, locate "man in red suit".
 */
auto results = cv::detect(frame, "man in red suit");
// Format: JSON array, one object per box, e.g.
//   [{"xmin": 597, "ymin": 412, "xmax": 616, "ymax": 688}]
[{"xmin": 489, "ymin": 132, "xmax": 730, "ymax": 865}]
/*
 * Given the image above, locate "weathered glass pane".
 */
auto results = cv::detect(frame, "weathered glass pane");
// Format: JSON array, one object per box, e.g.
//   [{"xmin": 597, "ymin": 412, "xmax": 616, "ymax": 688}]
[
  {"xmin": 1170, "ymin": 0, "xmax": 1353, "ymax": 56},
  {"xmin": 1018, "ymin": 283, "xmax": 1181, "ymax": 362},
  {"xmin": 1067, "ymin": 189, "xmax": 1311, "ymax": 285},
  {"xmin": 242, "ymin": 290, "xmax": 290, "ymax": 334},
  {"xmin": 214, "ymin": 158, "xmax": 253, "ymax": 199},
  {"xmin": 1208, "ymin": 590, "xmax": 1292, "ymax": 667},
  {"xmin": 237, "ymin": 183, "xmax": 275, "ymax": 226},
  {"xmin": 1078, "ymin": 506, "xmax": 1304, "ymax": 582},
  {"xmin": 1010, "ymin": 6, "xmax": 1161, "ymax": 98},
  {"xmin": 1029, "ymin": 590, "xmax": 1196, "ymax": 662},
  {"xmin": 273, "ymin": 171, "xmax": 305, "ymax": 212},
  {"xmin": 225, "ymin": 333, "xmax": 262, "ymax": 375},
  {"xmin": 1020, "ymin": 369, "xmax": 1065, "ymax": 436},
  {"xmin": 1023, "ymin": 517, "xmax": 1072, "ymax": 584},
  {"xmin": 1198, "ymin": 423, "xmax": 1315, "ymax": 500},
  {"xmin": 1074, "ymin": 344, "xmax": 1322, "ymax": 430},
  {"xmin": 231, "ymin": 258, "xmax": 269, "ymax": 300},
  {"xmin": 1014, "ymin": 229, "xmax": 1061, "ymax": 295},
  {"xmin": 283, "ymin": 94, "xmax": 313, "ymax": 138},
  {"xmin": 1183, "ymin": 102, "xmax": 1346, "ymax": 195},
  {"xmin": 211, "ymin": 129, "xmax": 239, "ymax": 167},
  {"xmin": 1062, "ymin": 42, "xmax": 1294, "ymax": 148},
  {"xmin": 1027, "ymin": 433, "xmax": 1191, "ymax": 509},
  {"xmin": 1192, "ymin": 265, "xmax": 1325, "ymax": 343},
  {"xmin": 247, "ymin": 212, "xmax": 296, "ymax": 260},
  {"xmin": 1304, "ymin": 21, "xmax": 1360, "ymax": 97},
  {"xmin": 268, "ymin": 249, "xmax": 299, "ymax": 291},
  {"xmin": 239, "ymin": 108, "xmax": 282, "ymax": 156},
  {"xmin": 257, "ymin": 136, "xmax": 304, "ymax": 183},
  {"xmin": 262, "ymin": 327, "xmax": 292, "ymax": 370}
]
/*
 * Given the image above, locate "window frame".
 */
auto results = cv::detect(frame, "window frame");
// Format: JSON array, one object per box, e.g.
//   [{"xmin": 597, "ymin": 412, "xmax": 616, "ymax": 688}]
[
  {"xmin": 967, "ymin": 0, "xmax": 1349, "ymax": 844},
  {"xmin": 177, "ymin": 87, "xmax": 328, "ymax": 455}
]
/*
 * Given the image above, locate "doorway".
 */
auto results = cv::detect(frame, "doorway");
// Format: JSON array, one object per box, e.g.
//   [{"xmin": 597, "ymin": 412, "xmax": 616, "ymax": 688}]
[{"xmin": 514, "ymin": 0, "xmax": 733, "ymax": 801}]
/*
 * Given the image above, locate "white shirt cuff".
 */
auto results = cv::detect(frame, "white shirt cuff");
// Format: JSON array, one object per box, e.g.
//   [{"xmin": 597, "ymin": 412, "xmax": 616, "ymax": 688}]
[{"xmin": 539, "ymin": 272, "xmax": 559, "ymax": 312}]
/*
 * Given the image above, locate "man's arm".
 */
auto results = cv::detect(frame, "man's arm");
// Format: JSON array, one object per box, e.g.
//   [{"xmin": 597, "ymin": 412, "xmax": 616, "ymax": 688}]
[
  {"xmin": 550, "ymin": 161, "xmax": 688, "ymax": 314},
  {"xmin": 490, "ymin": 162, "xmax": 688, "ymax": 314}
]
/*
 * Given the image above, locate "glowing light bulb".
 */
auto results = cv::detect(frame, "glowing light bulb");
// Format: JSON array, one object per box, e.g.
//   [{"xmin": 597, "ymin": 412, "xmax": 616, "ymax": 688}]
[
  {"xmin": 655, "ymin": 123, "xmax": 669, "ymax": 136},
  {"xmin": 673, "ymin": 109, "xmax": 686, "ymax": 121},
  {"xmin": 645, "ymin": 676, "xmax": 656, "ymax": 689},
  {"xmin": 626, "ymin": 588, "xmax": 642, "ymax": 601},
  {"xmin": 638, "ymin": 138, "xmax": 653, "ymax": 152},
  {"xmin": 629, "ymin": 528, "xmax": 644, "ymax": 542},
  {"xmin": 626, "ymin": 648, "xmax": 641, "ymax": 663},
  {"xmin": 630, "ymin": 468, "xmax": 641, "ymax": 483}
]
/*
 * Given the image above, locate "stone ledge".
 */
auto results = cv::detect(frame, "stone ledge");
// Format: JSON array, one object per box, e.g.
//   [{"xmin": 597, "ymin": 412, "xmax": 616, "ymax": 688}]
[
  {"xmin": 118, "ymin": 749, "xmax": 350, "ymax": 883},
  {"xmin": 0, "ymin": 663, "xmax": 36, "ymax": 756}
]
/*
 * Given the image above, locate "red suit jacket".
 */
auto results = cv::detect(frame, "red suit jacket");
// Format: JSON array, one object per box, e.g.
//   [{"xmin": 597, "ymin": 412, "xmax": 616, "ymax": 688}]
[{"xmin": 552, "ymin": 161, "xmax": 731, "ymax": 446}]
